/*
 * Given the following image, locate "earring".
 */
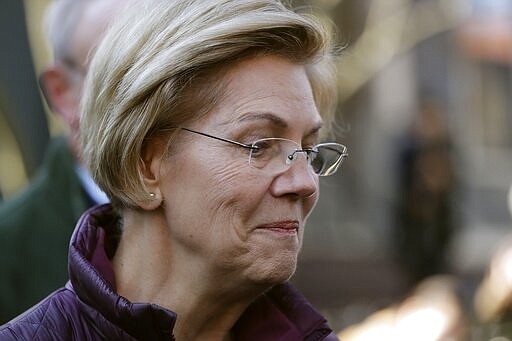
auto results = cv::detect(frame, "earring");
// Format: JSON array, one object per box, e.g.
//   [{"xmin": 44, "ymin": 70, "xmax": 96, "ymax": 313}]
[{"xmin": 149, "ymin": 192, "xmax": 156, "ymax": 199}]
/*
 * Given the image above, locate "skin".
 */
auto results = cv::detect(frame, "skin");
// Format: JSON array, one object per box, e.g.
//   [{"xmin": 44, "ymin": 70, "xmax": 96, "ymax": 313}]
[
  {"xmin": 113, "ymin": 55, "xmax": 323, "ymax": 340},
  {"xmin": 39, "ymin": 0, "xmax": 123, "ymax": 161}
]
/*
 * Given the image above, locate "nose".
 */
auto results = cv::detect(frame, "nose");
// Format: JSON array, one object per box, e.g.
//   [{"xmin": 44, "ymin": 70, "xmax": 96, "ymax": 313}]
[{"xmin": 270, "ymin": 153, "xmax": 318, "ymax": 199}]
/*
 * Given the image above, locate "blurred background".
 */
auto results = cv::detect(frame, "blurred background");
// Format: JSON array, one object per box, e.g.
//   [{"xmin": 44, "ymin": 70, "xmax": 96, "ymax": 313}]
[{"xmin": 1, "ymin": 0, "xmax": 512, "ymax": 339}]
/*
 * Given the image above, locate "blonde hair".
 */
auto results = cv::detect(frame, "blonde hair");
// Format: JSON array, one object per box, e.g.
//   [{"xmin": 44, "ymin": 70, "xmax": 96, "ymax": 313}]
[{"xmin": 81, "ymin": 0, "xmax": 339, "ymax": 208}]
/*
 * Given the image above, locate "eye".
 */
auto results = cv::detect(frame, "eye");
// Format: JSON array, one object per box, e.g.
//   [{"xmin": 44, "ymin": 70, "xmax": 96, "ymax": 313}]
[{"xmin": 250, "ymin": 139, "xmax": 274, "ymax": 159}]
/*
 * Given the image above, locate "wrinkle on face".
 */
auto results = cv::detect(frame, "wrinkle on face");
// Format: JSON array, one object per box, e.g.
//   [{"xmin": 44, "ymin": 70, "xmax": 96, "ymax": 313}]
[{"xmin": 156, "ymin": 55, "xmax": 322, "ymax": 286}]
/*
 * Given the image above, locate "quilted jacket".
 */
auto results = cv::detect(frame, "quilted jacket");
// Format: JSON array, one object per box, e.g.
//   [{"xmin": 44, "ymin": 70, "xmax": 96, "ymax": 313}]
[{"xmin": 0, "ymin": 204, "xmax": 339, "ymax": 340}]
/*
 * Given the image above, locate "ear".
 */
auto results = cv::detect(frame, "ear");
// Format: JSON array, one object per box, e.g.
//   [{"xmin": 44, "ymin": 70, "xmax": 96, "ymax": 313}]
[
  {"xmin": 39, "ymin": 66, "xmax": 79, "ymax": 127},
  {"xmin": 137, "ymin": 137, "xmax": 167, "ymax": 210}
]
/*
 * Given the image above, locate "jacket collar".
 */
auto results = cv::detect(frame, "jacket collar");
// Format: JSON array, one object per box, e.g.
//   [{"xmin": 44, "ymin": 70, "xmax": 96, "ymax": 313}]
[
  {"xmin": 68, "ymin": 204, "xmax": 335, "ymax": 341},
  {"xmin": 69, "ymin": 204, "xmax": 176, "ymax": 341}
]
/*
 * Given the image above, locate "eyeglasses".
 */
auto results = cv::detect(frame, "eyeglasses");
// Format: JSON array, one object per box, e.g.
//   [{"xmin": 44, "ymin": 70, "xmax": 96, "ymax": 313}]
[{"xmin": 178, "ymin": 127, "xmax": 348, "ymax": 176}]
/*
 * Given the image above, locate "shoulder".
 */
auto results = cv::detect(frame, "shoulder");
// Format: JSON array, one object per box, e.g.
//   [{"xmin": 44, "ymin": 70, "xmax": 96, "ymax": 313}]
[
  {"xmin": 0, "ymin": 138, "xmax": 91, "ymax": 323},
  {"xmin": 0, "ymin": 287, "xmax": 79, "ymax": 340},
  {"xmin": 0, "ymin": 136, "xmax": 87, "ymax": 245},
  {"xmin": 1, "ymin": 286, "xmax": 136, "ymax": 341},
  {"xmin": 0, "ymin": 138, "xmax": 76, "ymax": 229},
  {"xmin": 0, "ymin": 172, "xmax": 49, "ymax": 230}
]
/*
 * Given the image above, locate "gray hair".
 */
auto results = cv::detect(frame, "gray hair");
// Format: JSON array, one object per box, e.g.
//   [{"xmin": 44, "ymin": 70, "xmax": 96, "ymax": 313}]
[
  {"xmin": 43, "ymin": 0, "xmax": 88, "ymax": 61},
  {"xmin": 81, "ymin": 0, "xmax": 339, "ymax": 209}
]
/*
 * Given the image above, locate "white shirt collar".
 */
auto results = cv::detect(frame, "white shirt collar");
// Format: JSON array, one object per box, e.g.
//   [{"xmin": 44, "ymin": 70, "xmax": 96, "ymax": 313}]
[{"xmin": 74, "ymin": 165, "xmax": 109, "ymax": 205}]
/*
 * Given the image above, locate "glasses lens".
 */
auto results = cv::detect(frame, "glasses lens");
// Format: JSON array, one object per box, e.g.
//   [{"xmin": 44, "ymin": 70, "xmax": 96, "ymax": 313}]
[
  {"xmin": 311, "ymin": 143, "xmax": 347, "ymax": 176},
  {"xmin": 249, "ymin": 139, "xmax": 347, "ymax": 176},
  {"xmin": 249, "ymin": 138, "xmax": 299, "ymax": 173}
]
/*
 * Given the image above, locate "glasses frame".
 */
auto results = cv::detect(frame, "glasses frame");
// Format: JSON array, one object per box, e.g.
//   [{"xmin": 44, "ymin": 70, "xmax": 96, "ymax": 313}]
[
  {"xmin": 178, "ymin": 127, "xmax": 348, "ymax": 176},
  {"xmin": 180, "ymin": 127, "xmax": 258, "ymax": 151}
]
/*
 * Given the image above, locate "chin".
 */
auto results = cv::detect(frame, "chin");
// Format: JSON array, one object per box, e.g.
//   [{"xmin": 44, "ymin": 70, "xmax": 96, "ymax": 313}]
[{"xmin": 248, "ymin": 253, "xmax": 298, "ymax": 286}]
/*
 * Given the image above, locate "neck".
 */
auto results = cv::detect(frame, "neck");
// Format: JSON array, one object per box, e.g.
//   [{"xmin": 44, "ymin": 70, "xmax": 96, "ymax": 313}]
[{"xmin": 112, "ymin": 209, "xmax": 262, "ymax": 341}]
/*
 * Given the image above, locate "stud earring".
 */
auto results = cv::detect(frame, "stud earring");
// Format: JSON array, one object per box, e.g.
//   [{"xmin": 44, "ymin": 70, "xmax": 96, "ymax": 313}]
[{"xmin": 149, "ymin": 192, "xmax": 156, "ymax": 199}]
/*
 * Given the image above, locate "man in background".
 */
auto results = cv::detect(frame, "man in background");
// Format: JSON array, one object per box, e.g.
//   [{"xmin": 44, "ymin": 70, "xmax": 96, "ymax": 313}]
[{"xmin": 0, "ymin": 0, "xmax": 123, "ymax": 322}]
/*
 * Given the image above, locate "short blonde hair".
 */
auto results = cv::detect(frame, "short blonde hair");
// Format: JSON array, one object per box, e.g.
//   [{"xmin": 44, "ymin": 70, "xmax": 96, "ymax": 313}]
[{"xmin": 81, "ymin": 0, "xmax": 339, "ymax": 208}]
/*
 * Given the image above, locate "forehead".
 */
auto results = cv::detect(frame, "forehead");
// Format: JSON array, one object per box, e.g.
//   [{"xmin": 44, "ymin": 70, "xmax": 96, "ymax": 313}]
[{"xmin": 204, "ymin": 55, "xmax": 322, "ymax": 131}]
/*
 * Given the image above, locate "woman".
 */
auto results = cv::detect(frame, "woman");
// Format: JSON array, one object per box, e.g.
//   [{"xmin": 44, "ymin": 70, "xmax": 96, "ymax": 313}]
[{"xmin": 0, "ymin": 0, "xmax": 347, "ymax": 339}]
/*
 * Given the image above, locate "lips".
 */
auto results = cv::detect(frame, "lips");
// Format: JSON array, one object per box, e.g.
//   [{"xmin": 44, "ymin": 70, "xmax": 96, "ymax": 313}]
[{"xmin": 256, "ymin": 220, "xmax": 299, "ymax": 233}]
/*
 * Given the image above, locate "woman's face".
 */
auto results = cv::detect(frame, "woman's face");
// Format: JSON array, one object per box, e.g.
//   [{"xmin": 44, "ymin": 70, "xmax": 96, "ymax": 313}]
[{"xmin": 159, "ymin": 55, "xmax": 322, "ymax": 286}]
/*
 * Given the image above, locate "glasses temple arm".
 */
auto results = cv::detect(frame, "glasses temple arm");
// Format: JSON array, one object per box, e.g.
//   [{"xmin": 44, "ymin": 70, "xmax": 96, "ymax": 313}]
[{"xmin": 179, "ymin": 127, "xmax": 258, "ymax": 150}]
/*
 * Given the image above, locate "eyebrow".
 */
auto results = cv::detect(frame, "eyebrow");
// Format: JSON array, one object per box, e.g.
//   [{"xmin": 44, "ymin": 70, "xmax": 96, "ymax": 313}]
[
  {"xmin": 237, "ymin": 111, "xmax": 288, "ymax": 128},
  {"xmin": 223, "ymin": 111, "xmax": 323, "ymax": 137}
]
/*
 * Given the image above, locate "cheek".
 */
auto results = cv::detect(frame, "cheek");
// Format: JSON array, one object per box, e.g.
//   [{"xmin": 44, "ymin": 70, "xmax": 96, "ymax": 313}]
[
  {"xmin": 204, "ymin": 161, "xmax": 266, "ymax": 228},
  {"xmin": 164, "ymin": 155, "xmax": 266, "ymax": 239}
]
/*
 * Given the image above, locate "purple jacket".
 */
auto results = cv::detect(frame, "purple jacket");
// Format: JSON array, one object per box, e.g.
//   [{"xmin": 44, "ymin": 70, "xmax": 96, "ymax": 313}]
[{"xmin": 0, "ymin": 204, "xmax": 339, "ymax": 340}]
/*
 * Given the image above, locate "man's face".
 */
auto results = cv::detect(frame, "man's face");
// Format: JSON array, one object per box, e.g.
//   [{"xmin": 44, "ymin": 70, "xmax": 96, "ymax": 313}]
[{"xmin": 43, "ymin": 0, "xmax": 124, "ymax": 160}]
